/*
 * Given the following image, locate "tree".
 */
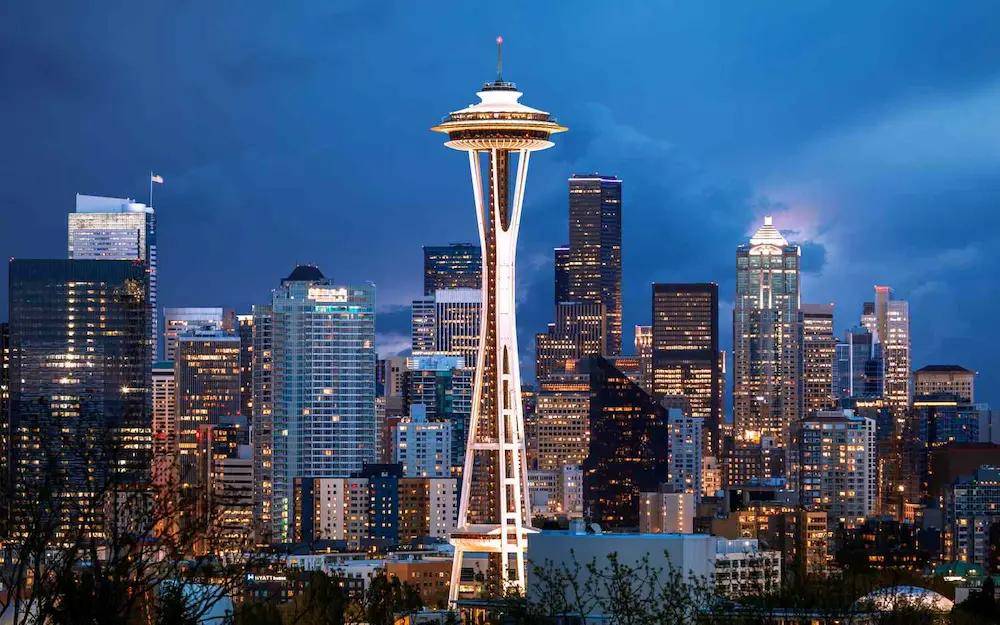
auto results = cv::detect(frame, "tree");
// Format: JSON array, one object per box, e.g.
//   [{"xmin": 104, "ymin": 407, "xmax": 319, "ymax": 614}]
[
  {"xmin": 364, "ymin": 572, "xmax": 423, "ymax": 625},
  {"xmin": 0, "ymin": 414, "xmax": 263, "ymax": 625}
]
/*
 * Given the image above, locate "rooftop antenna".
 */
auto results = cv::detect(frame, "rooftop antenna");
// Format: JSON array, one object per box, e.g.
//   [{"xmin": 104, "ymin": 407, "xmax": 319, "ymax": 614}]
[{"xmin": 496, "ymin": 35, "xmax": 503, "ymax": 82}]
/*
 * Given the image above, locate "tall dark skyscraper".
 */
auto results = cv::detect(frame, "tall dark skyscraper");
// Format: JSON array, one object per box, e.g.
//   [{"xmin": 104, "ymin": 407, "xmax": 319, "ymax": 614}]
[
  {"xmin": 566, "ymin": 175, "xmax": 622, "ymax": 356},
  {"xmin": 800, "ymin": 303, "xmax": 836, "ymax": 416},
  {"xmin": 175, "ymin": 330, "xmax": 241, "ymax": 489},
  {"xmin": 580, "ymin": 356, "xmax": 668, "ymax": 529},
  {"xmin": 422, "ymin": 243, "xmax": 481, "ymax": 295},
  {"xmin": 651, "ymin": 283, "xmax": 722, "ymax": 458},
  {"xmin": 7, "ymin": 259, "xmax": 151, "ymax": 539},
  {"xmin": 553, "ymin": 245, "xmax": 571, "ymax": 305}
]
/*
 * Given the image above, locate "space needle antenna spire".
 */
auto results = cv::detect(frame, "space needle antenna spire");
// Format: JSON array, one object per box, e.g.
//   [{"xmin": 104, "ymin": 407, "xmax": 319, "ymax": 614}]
[{"xmin": 496, "ymin": 35, "xmax": 504, "ymax": 81}]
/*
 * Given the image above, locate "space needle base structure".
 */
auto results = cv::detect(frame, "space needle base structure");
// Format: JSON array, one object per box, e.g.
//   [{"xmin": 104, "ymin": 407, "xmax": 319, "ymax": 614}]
[{"xmin": 432, "ymin": 39, "xmax": 566, "ymax": 602}]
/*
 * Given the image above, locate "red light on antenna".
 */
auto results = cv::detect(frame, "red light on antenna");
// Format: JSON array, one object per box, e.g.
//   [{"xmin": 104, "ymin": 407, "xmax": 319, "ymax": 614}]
[{"xmin": 496, "ymin": 35, "xmax": 503, "ymax": 45}]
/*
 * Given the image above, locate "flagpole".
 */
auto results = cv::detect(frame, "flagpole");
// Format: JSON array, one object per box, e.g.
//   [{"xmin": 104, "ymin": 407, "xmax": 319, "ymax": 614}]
[{"xmin": 149, "ymin": 171, "xmax": 153, "ymax": 207}]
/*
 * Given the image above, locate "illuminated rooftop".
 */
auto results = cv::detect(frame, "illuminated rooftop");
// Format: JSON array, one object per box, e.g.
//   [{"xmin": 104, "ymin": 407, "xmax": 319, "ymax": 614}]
[
  {"xmin": 432, "ymin": 37, "xmax": 566, "ymax": 151},
  {"xmin": 749, "ymin": 216, "xmax": 789, "ymax": 247}
]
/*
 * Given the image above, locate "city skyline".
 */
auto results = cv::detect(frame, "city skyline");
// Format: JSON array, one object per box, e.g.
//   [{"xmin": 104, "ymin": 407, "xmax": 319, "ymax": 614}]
[
  {"xmin": 2, "ymin": 3, "xmax": 999, "ymax": 406},
  {"xmin": 3, "ymin": 6, "xmax": 1000, "ymax": 618}
]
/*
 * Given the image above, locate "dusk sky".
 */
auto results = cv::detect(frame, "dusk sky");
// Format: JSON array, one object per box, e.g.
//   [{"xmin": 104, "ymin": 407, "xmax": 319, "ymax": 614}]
[{"xmin": 2, "ymin": 2, "xmax": 999, "ymax": 405}]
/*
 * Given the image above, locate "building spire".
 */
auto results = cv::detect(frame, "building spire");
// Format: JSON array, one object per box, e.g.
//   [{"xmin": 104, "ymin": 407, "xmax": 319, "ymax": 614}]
[{"xmin": 496, "ymin": 35, "xmax": 503, "ymax": 81}]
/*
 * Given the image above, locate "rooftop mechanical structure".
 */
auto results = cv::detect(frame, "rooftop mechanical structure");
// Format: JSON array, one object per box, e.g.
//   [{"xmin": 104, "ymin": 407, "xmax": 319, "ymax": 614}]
[{"xmin": 432, "ymin": 38, "xmax": 566, "ymax": 601}]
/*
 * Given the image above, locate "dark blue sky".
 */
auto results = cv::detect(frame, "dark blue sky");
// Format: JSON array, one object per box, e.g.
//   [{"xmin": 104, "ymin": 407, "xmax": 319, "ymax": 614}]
[{"xmin": 3, "ymin": 2, "xmax": 999, "ymax": 405}]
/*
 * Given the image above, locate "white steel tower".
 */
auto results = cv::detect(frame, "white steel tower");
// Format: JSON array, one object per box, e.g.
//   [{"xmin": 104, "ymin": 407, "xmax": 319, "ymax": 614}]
[{"xmin": 432, "ymin": 38, "xmax": 566, "ymax": 600}]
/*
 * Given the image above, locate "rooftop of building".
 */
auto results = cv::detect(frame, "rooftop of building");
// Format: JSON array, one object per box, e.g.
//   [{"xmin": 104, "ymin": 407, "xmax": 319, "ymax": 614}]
[
  {"xmin": 569, "ymin": 173, "xmax": 622, "ymax": 182},
  {"xmin": 75, "ymin": 193, "xmax": 153, "ymax": 214},
  {"xmin": 748, "ymin": 215, "xmax": 789, "ymax": 247},
  {"xmin": 914, "ymin": 364, "xmax": 975, "ymax": 374},
  {"xmin": 283, "ymin": 264, "xmax": 326, "ymax": 283}
]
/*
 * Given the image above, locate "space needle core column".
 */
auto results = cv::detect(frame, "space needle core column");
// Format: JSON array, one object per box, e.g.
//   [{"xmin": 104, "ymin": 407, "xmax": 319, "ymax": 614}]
[{"xmin": 432, "ymin": 38, "xmax": 566, "ymax": 601}]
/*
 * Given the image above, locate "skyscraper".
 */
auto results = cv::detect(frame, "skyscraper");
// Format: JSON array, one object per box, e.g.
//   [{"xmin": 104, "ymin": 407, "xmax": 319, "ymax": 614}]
[
  {"xmin": 402, "ymin": 354, "xmax": 472, "ymax": 469},
  {"xmin": 800, "ymin": 303, "xmax": 836, "ymax": 416},
  {"xmin": 268, "ymin": 265, "xmax": 376, "ymax": 542},
  {"xmin": 175, "ymin": 329, "xmax": 241, "ymax": 489},
  {"xmin": 651, "ymin": 283, "xmax": 722, "ymax": 458},
  {"xmin": 581, "ymin": 356, "xmax": 669, "ymax": 529},
  {"xmin": 410, "ymin": 288, "xmax": 481, "ymax": 365},
  {"xmin": 634, "ymin": 325, "xmax": 652, "ymax": 392},
  {"xmin": 194, "ymin": 415, "xmax": 253, "ymax": 554},
  {"xmin": 528, "ymin": 372, "xmax": 590, "ymax": 472},
  {"xmin": 68, "ymin": 194, "xmax": 157, "ymax": 360},
  {"xmin": 394, "ymin": 405, "xmax": 453, "ymax": 478},
  {"xmin": 432, "ymin": 50, "xmax": 566, "ymax": 597},
  {"xmin": 163, "ymin": 307, "xmax": 228, "ymax": 362},
  {"xmin": 251, "ymin": 304, "xmax": 274, "ymax": 543},
  {"xmin": 666, "ymin": 408, "xmax": 703, "ymax": 499},
  {"xmin": 833, "ymin": 326, "xmax": 883, "ymax": 400},
  {"xmin": 535, "ymin": 300, "xmax": 605, "ymax": 381},
  {"xmin": 237, "ymin": 314, "xmax": 254, "ymax": 418},
  {"xmin": 7, "ymin": 259, "xmax": 151, "ymax": 539},
  {"xmin": 423, "ymin": 243, "xmax": 482, "ymax": 295},
  {"xmin": 864, "ymin": 286, "xmax": 911, "ymax": 412},
  {"xmin": 792, "ymin": 409, "xmax": 876, "ymax": 528},
  {"xmin": 553, "ymin": 245, "xmax": 571, "ymax": 305},
  {"xmin": 914, "ymin": 365, "xmax": 975, "ymax": 403},
  {"xmin": 733, "ymin": 216, "xmax": 801, "ymax": 470},
  {"xmin": 152, "ymin": 361, "xmax": 177, "ymax": 489},
  {"xmin": 566, "ymin": 174, "xmax": 622, "ymax": 356}
]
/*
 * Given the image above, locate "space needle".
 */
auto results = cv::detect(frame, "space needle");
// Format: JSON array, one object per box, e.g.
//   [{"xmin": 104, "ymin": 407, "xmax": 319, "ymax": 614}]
[{"xmin": 432, "ymin": 37, "xmax": 567, "ymax": 601}]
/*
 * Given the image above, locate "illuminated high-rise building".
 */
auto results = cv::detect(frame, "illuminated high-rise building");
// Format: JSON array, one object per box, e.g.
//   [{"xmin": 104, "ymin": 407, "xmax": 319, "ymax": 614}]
[
  {"xmin": 401, "ymin": 353, "xmax": 473, "ymax": 469},
  {"xmin": 194, "ymin": 415, "xmax": 252, "ymax": 554},
  {"xmin": 800, "ymin": 303, "xmax": 836, "ymax": 416},
  {"xmin": 913, "ymin": 365, "xmax": 975, "ymax": 404},
  {"xmin": 237, "ymin": 314, "xmax": 254, "ymax": 418},
  {"xmin": 152, "ymin": 361, "xmax": 177, "ymax": 489},
  {"xmin": 163, "ymin": 307, "xmax": 228, "ymax": 362},
  {"xmin": 634, "ymin": 325, "xmax": 652, "ymax": 392},
  {"xmin": 251, "ymin": 304, "xmax": 274, "ymax": 543},
  {"xmin": 833, "ymin": 326, "xmax": 883, "ymax": 400},
  {"xmin": 535, "ymin": 301, "xmax": 605, "ymax": 382},
  {"xmin": 394, "ymin": 405, "xmax": 453, "ymax": 478},
  {"xmin": 410, "ymin": 288, "xmax": 482, "ymax": 365},
  {"xmin": 733, "ymin": 216, "xmax": 801, "ymax": 470},
  {"xmin": 652, "ymin": 283, "xmax": 722, "ymax": 457},
  {"xmin": 666, "ymin": 408, "xmax": 703, "ymax": 499},
  {"xmin": 431, "ymin": 41, "xmax": 566, "ymax": 598},
  {"xmin": 864, "ymin": 286, "xmax": 911, "ymax": 412},
  {"xmin": 68, "ymin": 194, "xmax": 157, "ymax": 360},
  {"xmin": 175, "ymin": 330, "xmax": 241, "ymax": 489},
  {"xmin": 7, "ymin": 259, "xmax": 151, "ymax": 539},
  {"xmin": 423, "ymin": 243, "xmax": 482, "ymax": 295},
  {"xmin": 566, "ymin": 174, "xmax": 622, "ymax": 356},
  {"xmin": 268, "ymin": 265, "xmax": 376, "ymax": 542},
  {"xmin": 528, "ymin": 373, "xmax": 590, "ymax": 472},
  {"xmin": 791, "ymin": 409, "xmax": 876, "ymax": 528}
]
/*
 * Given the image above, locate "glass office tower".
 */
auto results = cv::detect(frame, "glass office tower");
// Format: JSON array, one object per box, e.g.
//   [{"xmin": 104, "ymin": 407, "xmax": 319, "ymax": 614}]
[
  {"xmin": 69, "ymin": 194, "xmax": 157, "ymax": 360},
  {"xmin": 7, "ymin": 259, "xmax": 151, "ymax": 539},
  {"xmin": 566, "ymin": 175, "xmax": 622, "ymax": 356},
  {"xmin": 733, "ymin": 217, "xmax": 801, "ymax": 467},
  {"xmin": 423, "ymin": 243, "xmax": 481, "ymax": 295}
]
